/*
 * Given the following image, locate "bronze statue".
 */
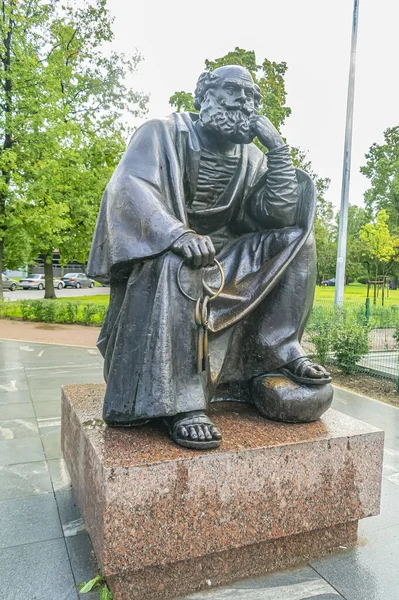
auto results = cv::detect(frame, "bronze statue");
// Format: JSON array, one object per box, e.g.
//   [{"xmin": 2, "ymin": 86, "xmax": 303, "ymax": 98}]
[{"xmin": 88, "ymin": 65, "xmax": 333, "ymax": 450}]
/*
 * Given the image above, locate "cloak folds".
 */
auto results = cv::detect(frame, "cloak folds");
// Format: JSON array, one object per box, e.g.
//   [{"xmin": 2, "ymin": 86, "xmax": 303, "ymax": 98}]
[
  {"xmin": 88, "ymin": 112, "xmax": 316, "ymax": 334},
  {"xmin": 87, "ymin": 112, "xmax": 317, "ymax": 422}
]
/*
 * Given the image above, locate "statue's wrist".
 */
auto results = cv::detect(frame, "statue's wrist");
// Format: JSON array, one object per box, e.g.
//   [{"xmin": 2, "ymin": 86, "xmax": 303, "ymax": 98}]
[{"xmin": 263, "ymin": 134, "xmax": 285, "ymax": 151}]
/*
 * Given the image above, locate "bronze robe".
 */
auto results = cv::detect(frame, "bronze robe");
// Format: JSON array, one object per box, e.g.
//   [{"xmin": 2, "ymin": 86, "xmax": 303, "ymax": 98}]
[{"xmin": 87, "ymin": 112, "xmax": 316, "ymax": 424}]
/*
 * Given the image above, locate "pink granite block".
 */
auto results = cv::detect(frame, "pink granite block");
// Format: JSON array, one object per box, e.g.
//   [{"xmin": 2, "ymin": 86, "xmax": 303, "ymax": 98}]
[{"xmin": 61, "ymin": 384, "xmax": 384, "ymax": 600}]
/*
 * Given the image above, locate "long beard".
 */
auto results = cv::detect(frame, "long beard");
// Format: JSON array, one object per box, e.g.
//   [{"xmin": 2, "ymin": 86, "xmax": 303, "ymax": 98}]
[{"xmin": 200, "ymin": 104, "xmax": 254, "ymax": 144}]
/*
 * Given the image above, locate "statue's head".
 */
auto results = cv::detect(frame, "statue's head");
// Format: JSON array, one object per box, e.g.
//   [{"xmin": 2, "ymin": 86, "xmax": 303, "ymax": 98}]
[{"xmin": 194, "ymin": 65, "xmax": 261, "ymax": 144}]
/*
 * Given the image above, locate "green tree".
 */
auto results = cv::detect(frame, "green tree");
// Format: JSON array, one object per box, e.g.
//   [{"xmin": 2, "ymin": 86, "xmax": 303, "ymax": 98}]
[
  {"xmin": 359, "ymin": 209, "xmax": 395, "ymax": 280},
  {"xmin": 290, "ymin": 148, "xmax": 336, "ymax": 283},
  {"xmin": 334, "ymin": 204, "xmax": 370, "ymax": 281},
  {"xmin": 361, "ymin": 126, "xmax": 399, "ymax": 227},
  {"xmin": 0, "ymin": 0, "xmax": 147, "ymax": 298}
]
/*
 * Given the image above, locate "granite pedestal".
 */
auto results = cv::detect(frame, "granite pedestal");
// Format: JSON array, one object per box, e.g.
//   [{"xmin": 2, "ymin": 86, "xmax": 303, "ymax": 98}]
[{"xmin": 61, "ymin": 384, "xmax": 384, "ymax": 600}]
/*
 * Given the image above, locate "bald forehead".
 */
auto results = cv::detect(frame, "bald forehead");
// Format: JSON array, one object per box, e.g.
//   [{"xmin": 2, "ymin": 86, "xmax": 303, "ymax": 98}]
[{"xmin": 213, "ymin": 66, "xmax": 254, "ymax": 83}]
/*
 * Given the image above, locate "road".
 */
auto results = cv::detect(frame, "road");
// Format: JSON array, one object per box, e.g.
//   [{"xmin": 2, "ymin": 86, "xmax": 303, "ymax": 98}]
[{"xmin": 3, "ymin": 286, "xmax": 110, "ymax": 302}]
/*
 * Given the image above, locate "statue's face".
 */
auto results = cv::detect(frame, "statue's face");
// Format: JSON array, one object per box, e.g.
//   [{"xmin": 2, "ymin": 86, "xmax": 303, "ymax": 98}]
[{"xmin": 199, "ymin": 69, "xmax": 257, "ymax": 144}]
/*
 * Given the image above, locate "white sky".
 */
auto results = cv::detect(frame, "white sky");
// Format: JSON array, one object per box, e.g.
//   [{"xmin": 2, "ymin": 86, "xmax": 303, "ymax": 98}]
[{"xmin": 107, "ymin": 0, "xmax": 399, "ymax": 211}]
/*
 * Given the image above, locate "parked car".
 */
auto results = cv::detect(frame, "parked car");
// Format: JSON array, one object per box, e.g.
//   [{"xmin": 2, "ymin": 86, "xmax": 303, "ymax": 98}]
[
  {"xmin": 322, "ymin": 278, "xmax": 336, "ymax": 287},
  {"xmin": 2, "ymin": 274, "xmax": 19, "ymax": 291},
  {"xmin": 61, "ymin": 273, "xmax": 95, "ymax": 289},
  {"xmin": 19, "ymin": 274, "xmax": 65, "ymax": 290}
]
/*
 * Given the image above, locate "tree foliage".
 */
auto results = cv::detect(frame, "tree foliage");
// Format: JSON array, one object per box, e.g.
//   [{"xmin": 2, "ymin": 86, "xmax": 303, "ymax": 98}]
[
  {"xmin": 359, "ymin": 209, "xmax": 395, "ymax": 279},
  {"xmin": 361, "ymin": 127, "xmax": 399, "ymax": 227},
  {"xmin": 0, "ymin": 0, "xmax": 147, "ymax": 297}
]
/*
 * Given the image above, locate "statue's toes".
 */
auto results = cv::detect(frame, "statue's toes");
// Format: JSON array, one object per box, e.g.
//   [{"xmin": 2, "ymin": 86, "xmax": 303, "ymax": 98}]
[
  {"xmin": 203, "ymin": 425, "xmax": 213, "ymax": 441},
  {"xmin": 210, "ymin": 425, "xmax": 222, "ymax": 440},
  {"xmin": 308, "ymin": 367, "xmax": 324, "ymax": 378},
  {"xmin": 188, "ymin": 426, "xmax": 198, "ymax": 440},
  {"xmin": 177, "ymin": 425, "xmax": 189, "ymax": 439},
  {"xmin": 196, "ymin": 425, "xmax": 206, "ymax": 441}
]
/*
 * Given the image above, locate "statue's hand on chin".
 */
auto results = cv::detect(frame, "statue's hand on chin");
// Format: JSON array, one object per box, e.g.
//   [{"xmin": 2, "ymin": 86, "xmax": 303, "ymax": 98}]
[
  {"xmin": 172, "ymin": 232, "xmax": 216, "ymax": 269},
  {"xmin": 249, "ymin": 115, "xmax": 285, "ymax": 151}
]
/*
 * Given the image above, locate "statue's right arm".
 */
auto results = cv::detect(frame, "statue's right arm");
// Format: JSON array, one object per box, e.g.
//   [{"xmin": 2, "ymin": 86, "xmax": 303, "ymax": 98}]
[{"xmin": 171, "ymin": 232, "xmax": 215, "ymax": 269}]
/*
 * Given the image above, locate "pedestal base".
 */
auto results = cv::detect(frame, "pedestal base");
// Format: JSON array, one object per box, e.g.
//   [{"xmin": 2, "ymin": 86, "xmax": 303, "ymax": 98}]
[{"xmin": 61, "ymin": 384, "xmax": 383, "ymax": 600}]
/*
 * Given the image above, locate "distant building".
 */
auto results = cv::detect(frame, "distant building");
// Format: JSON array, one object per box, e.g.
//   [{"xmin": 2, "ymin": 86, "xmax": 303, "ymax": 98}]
[{"xmin": 5, "ymin": 251, "xmax": 86, "ymax": 278}]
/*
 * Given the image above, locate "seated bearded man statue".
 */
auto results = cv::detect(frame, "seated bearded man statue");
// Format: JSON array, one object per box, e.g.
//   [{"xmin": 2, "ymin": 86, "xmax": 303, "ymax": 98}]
[{"xmin": 87, "ymin": 65, "xmax": 333, "ymax": 450}]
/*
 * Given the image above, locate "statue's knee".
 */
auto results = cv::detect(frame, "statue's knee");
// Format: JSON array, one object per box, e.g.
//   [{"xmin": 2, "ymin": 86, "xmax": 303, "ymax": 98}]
[{"xmin": 274, "ymin": 227, "xmax": 302, "ymax": 251}]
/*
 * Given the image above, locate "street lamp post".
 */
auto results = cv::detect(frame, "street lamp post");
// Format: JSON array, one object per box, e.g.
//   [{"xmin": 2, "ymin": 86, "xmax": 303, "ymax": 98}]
[{"xmin": 334, "ymin": 0, "xmax": 360, "ymax": 306}]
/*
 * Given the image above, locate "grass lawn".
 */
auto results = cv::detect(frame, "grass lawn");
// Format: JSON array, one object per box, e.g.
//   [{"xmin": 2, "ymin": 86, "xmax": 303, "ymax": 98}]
[
  {"xmin": 56, "ymin": 293, "xmax": 110, "ymax": 304},
  {"xmin": 55, "ymin": 283, "xmax": 399, "ymax": 308},
  {"xmin": 314, "ymin": 282, "xmax": 399, "ymax": 306}
]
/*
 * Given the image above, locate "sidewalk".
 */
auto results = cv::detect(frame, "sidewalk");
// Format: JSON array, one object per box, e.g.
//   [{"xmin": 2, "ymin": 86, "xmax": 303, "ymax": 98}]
[{"xmin": 0, "ymin": 339, "xmax": 398, "ymax": 599}]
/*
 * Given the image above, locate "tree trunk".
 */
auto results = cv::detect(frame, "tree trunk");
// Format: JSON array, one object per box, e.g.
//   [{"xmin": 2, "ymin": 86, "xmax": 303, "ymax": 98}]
[
  {"xmin": 0, "ymin": 7, "xmax": 14, "ymax": 302},
  {"xmin": 0, "ymin": 239, "xmax": 4, "ymax": 300},
  {"xmin": 43, "ymin": 254, "xmax": 56, "ymax": 299}
]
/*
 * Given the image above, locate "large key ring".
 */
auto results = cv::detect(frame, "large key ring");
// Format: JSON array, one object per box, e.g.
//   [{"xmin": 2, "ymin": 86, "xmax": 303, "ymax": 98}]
[{"xmin": 177, "ymin": 259, "xmax": 225, "ymax": 302}]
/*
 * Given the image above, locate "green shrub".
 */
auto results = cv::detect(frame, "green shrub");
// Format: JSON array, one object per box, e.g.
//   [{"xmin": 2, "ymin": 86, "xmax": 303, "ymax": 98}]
[
  {"xmin": 64, "ymin": 302, "xmax": 79, "ymax": 324},
  {"xmin": 0, "ymin": 298, "xmax": 106, "ymax": 326},
  {"xmin": 82, "ymin": 303, "xmax": 100, "ymax": 325},
  {"xmin": 20, "ymin": 300, "xmax": 35, "ymax": 320},
  {"xmin": 331, "ymin": 322, "xmax": 370, "ymax": 374},
  {"xmin": 308, "ymin": 322, "xmax": 332, "ymax": 366}
]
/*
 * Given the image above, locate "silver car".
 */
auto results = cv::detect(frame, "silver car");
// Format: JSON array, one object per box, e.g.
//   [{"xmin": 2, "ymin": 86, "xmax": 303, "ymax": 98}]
[
  {"xmin": 2, "ymin": 274, "xmax": 19, "ymax": 291},
  {"xmin": 19, "ymin": 274, "xmax": 65, "ymax": 290}
]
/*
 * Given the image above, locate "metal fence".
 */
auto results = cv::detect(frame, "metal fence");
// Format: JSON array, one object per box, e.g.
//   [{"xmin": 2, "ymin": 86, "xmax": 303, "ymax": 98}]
[{"xmin": 304, "ymin": 298, "xmax": 399, "ymax": 381}]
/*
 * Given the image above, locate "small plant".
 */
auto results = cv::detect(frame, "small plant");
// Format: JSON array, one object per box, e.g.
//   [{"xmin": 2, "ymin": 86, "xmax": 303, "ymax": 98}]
[
  {"xmin": 64, "ymin": 301, "xmax": 79, "ymax": 323},
  {"xmin": 79, "ymin": 574, "xmax": 112, "ymax": 599},
  {"xmin": 82, "ymin": 303, "xmax": 100, "ymax": 325},
  {"xmin": 331, "ymin": 321, "xmax": 370, "ymax": 374},
  {"xmin": 308, "ymin": 322, "xmax": 332, "ymax": 366}
]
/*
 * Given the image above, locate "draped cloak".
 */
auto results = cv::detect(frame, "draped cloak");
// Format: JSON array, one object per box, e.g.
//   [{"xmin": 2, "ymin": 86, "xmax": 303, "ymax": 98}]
[{"xmin": 87, "ymin": 112, "xmax": 317, "ymax": 423}]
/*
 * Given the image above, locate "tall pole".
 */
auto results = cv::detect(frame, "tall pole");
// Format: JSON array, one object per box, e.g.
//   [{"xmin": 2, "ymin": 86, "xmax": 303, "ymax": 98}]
[{"xmin": 334, "ymin": 0, "xmax": 360, "ymax": 305}]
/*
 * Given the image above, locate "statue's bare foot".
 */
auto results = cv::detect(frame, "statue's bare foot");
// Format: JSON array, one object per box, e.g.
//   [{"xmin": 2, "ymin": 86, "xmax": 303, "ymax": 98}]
[
  {"xmin": 165, "ymin": 410, "xmax": 222, "ymax": 450},
  {"xmin": 280, "ymin": 357, "xmax": 331, "ymax": 386}
]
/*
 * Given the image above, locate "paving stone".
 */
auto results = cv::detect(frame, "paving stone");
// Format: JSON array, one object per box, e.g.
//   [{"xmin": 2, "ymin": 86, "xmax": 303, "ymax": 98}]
[
  {"xmin": 382, "ymin": 446, "xmax": 399, "ymax": 474},
  {"xmin": 0, "ymin": 461, "xmax": 53, "ymax": 500},
  {"xmin": 0, "ymin": 437, "xmax": 45, "ymax": 466},
  {"xmin": 56, "ymin": 489, "xmax": 85, "ymax": 538},
  {"xmin": 25, "ymin": 362, "xmax": 101, "ymax": 380},
  {"xmin": 0, "ymin": 418, "xmax": 39, "ymax": 440},
  {"xmin": 38, "ymin": 418, "xmax": 62, "ymax": 459},
  {"xmin": 28, "ymin": 371, "xmax": 104, "ymax": 390},
  {"xmin": 0, "ymin": 493, "xmax": 62, "ymax": 548},
  {"xmin": 0, "ymin": 402, "xmax": 35, "ymax": 419},
  {"xmin": 182, "ymin": 566, "xmax": 343, "ymax": 599},
  {"xmin": 0, "ymin": 538, "xmax": 78, "ymax": 600},
  {"xmin": 66, "ymin": 532, "xmax": 98, "ymax": 595},
  {"xmin": 47, "ymin": 458, "xmax": 72, "ymax": 491},
  {"xmin": 34, "ymin": 399, "xmax": 62, "ymax": 418},
  {"xmin": 30, "ymin": 387, "xmax": 62, "ymax": 403},
  {"xmin": 0, "ymin": 390, "xmax": 32, "ymax": 405},
  {"xmin": 311, "ymin": 524, "xmax": 399, "ymax": 600},
  {"xmin": 0, "ymin": 376, "xmax": 29, "ymax": 392},
  {"xmin": 359, "ymin": 488, "xmax": 399, "ymax": 534}
]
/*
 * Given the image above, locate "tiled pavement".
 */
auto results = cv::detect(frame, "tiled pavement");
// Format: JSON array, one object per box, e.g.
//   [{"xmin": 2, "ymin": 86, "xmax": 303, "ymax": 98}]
[{"xmin": 0, "ymin": 340, "xmax": 398, "ymax": 600}]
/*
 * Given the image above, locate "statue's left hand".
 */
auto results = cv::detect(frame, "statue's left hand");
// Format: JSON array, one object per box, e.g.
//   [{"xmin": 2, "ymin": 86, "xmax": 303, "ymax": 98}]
[{"xmin": 249, "ymin": 115, "xmax": 285, "ymax": 151}]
